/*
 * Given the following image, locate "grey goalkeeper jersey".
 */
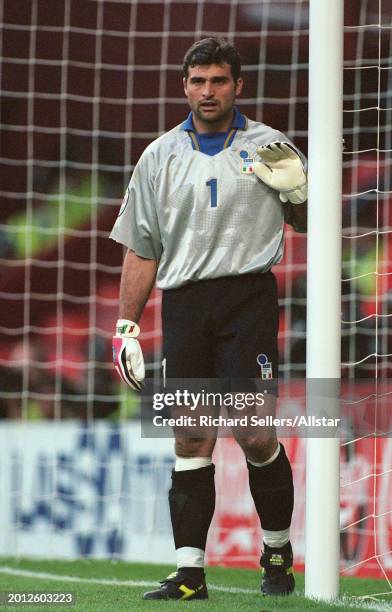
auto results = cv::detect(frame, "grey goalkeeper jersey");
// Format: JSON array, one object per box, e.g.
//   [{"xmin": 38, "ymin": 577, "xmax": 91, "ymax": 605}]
[{"xmin": 110, "ymin": 115, "xmax": 297, "ymax": 290}]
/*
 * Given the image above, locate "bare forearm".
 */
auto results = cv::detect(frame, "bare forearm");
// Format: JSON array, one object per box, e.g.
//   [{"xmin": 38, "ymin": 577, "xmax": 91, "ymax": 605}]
[{"xmin": 118, "ymin": 250, "xmax": 158, "ymax": 322}]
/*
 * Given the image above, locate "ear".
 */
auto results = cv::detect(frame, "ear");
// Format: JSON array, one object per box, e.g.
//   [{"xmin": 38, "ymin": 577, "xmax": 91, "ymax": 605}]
[
  {"xmin": 235, "ymin": 77, "xmax": 244, "ymax": 97},
  {"xmin": 183, "ymin": 76, "xmax": 188, "ymax": 95}
]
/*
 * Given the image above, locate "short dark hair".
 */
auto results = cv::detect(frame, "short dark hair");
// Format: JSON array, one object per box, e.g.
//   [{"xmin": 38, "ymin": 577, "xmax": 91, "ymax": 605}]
[{"xmin": 183, "ymin": 37, "xmax": 241, "ymax": 82}]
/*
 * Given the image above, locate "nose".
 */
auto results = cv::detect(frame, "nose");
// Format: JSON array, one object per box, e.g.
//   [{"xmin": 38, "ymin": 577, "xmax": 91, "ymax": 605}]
[{"xmin": 202, "ymin": 81, "xmax": 214, "ymax": 98}]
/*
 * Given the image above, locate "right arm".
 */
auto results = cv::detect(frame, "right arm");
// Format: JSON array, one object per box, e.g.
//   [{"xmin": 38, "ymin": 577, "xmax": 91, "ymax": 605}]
[
  {"xmin": 112, "ymin": 249, "xmax": 158, "ymax": 390},
  {"xmin": 118, "ymin": 249, "xmax": 158, "ymax": 322},
  {"xmin": 110, "ymin": 149, "xmax": 160, "ymax": 389}
]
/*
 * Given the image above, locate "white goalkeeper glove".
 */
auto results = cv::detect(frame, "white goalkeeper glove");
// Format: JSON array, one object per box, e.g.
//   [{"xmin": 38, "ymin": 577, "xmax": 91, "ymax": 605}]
[
  {"xmin": 112, "ymin": 319, "xmax": 145, "ymax": 391},
  {"xmin": 253, "ymin": 141, "xmax": 307, "ymax": 204}
]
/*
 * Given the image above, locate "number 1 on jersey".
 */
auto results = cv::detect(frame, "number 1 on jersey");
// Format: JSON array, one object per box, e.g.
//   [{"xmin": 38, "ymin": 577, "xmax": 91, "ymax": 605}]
[{"xmin": 206, "ymin": 178, "xmax": 218, "ymax": 208}]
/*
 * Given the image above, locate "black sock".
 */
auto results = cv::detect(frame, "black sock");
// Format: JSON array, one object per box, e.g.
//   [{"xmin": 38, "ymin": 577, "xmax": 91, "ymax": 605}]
[
  {"xmin": 178, "ymin": 567, "xmax": 205, "ymax": 581},
  {"xmin": 247, "ymin": 444, "xmax": 294, "ymax": 531},
  {"xmin": 169, "ymin": 464, "xmax": 215, "ymax": 551}
]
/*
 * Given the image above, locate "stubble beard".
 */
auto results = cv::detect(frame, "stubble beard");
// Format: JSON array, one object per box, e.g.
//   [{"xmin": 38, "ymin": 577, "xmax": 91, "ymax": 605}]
[{"xmin": 194, "ymin": 103, "xmax": 234, "ymax": 127}]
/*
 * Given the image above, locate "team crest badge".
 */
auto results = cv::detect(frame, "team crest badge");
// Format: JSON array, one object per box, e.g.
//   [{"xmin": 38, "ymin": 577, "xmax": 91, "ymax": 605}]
[
  {"xmin": 239, "ymin": 149, "xmax": 255, "ymax": 174},
  {"xmin": 257, "ymin": 354, "xmax": 273, "ymax": 380}
]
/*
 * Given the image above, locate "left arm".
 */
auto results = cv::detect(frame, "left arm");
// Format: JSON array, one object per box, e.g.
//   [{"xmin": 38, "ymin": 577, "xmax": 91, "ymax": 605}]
[
  {"xmin": 283, "ymin": 200, "xmax": 307, "ymax": 233},
  {"xmin": 253, "ymin": 141, "xmax": 308, "ymax": 233}
]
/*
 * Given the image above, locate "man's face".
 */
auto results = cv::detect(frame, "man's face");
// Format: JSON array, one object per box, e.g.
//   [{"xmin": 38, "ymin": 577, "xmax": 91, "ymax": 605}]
[{"xmin": 183, "ymin": 63, "xmax": 243, "ymax": 131}]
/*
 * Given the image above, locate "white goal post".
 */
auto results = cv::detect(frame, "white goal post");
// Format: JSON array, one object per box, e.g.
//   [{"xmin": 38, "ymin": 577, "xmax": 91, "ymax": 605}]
[{"xmin": 305, "ymin": 0, "xmax": 343, "ymax": 600}]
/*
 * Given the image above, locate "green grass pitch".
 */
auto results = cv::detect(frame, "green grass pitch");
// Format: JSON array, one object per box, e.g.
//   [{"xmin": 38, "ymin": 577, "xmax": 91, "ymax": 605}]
[{"xmin": 0, "ymin": 559, "xmax": 390, "ymax": 611}]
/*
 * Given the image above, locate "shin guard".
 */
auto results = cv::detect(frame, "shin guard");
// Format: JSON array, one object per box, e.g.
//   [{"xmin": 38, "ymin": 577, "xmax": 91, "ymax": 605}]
[
  {"xmin": 169, "ymin": 464, "xmax": 215, "ymax": 551},
  {"xmin": 247, "ymin": 444, "xmax": 294, "ymax": 531}
]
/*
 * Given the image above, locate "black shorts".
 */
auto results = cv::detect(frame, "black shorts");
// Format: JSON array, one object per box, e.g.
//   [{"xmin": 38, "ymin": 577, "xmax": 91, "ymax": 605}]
[{"xmin": 161, "ymin": 272, "xmax": 279, "ymax": 393}]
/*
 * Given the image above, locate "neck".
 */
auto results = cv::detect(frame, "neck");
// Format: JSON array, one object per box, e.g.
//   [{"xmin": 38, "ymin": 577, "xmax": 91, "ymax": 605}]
[{"xmin": 192, "ymin": 109, "xmax": 235, "ymax": 134}]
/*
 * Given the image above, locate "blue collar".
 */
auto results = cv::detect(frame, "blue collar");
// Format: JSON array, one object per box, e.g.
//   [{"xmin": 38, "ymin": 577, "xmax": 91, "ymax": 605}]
[{"xmin": 181, "ymin": 107, "xmax": 247, "ymax": 132}]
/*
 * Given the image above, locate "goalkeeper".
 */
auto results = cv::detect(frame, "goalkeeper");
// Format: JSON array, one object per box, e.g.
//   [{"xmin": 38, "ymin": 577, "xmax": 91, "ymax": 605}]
[{"xmin": 110, "ymin": 37, "xmax": 307, "ymax": 600}]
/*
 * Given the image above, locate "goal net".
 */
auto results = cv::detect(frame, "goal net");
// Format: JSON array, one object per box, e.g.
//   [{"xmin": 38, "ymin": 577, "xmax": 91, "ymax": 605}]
[
  {"xmin": 340, "ymin": 0, "xmax": 392, "ymax": 595},
  {"xmin": 0, "ymin": 0, "xmax": 390, "ymax": 597}
]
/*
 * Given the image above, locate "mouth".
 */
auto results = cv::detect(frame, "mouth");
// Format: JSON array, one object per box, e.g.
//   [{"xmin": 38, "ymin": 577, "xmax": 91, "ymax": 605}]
[{"xmin": 199, "ymin": 101, "xmax": 218, "ymax": 112}]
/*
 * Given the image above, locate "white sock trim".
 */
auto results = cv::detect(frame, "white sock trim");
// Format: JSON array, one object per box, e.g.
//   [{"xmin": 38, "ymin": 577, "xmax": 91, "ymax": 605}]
[
  {"xmin": 263, "ymin": 527, "xmax": 290, "ymax": 548},
  {"xmin": 247, "ymin": 442, "xmax": 281, "ymax": 468},
  {"xmin": 176, "ymin": 547, "xmax": 205, "ymax": 568},
  {"xmin": 175, "ymin": 456, "xmax": 212, "ymax": 471}
]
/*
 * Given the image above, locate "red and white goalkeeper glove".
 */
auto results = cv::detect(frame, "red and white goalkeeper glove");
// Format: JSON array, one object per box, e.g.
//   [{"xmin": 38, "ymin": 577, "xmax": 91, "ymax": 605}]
[
  {"xmin": 253, "ymin": 141, "xmax": 307, "ymax": 204},
  {"xmin": 112, "ymin": 319, "xmax": 145, "ymax": 391}
]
